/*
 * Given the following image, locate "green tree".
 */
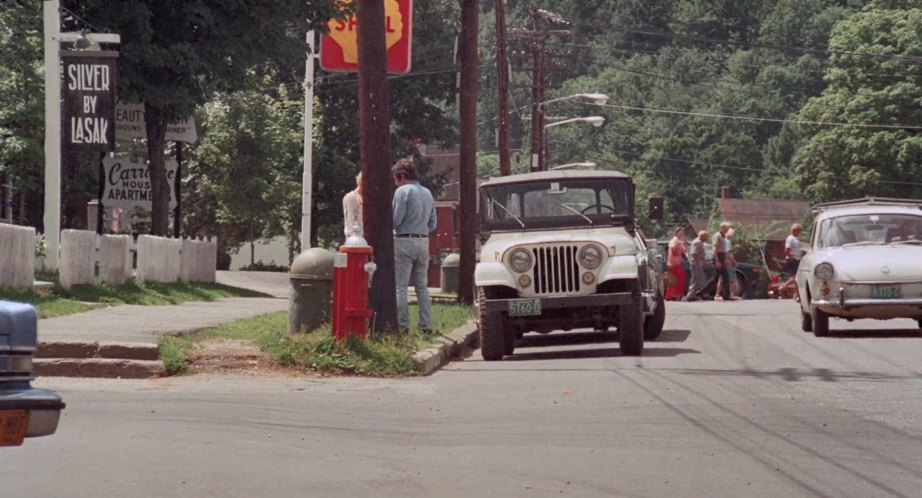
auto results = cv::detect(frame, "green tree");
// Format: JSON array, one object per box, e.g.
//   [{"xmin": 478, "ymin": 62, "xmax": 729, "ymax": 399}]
[
  {"xmin": 0, "ymin": 0, "xmax": 44, "ymax": 226},
  {"xmin": 63, "ymin": 0, "xmax": 342, "ymax": 235},
  {"xmin": 794, "ymin": 3, "xmax": 922, "ymax": 201},
  {"xmin": 184, "ymin": 85, "xmax": 306, "ymax": 264}
]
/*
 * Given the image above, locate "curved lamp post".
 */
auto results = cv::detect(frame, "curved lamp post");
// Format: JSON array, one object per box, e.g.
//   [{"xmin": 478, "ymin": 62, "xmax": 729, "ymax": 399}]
[{"xmin": 543, "ymin": 116, "xmax": 605, "ymax": 170}]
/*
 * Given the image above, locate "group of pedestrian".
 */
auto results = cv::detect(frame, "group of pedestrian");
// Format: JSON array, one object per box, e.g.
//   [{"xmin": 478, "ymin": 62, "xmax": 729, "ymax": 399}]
[
  {"xmin": 342, "ymin": 159, "xmax": 437, "ymax": 334},
  {"xmin": 664, "ymin": 222, "xmax": 741, "ymax": 302}
]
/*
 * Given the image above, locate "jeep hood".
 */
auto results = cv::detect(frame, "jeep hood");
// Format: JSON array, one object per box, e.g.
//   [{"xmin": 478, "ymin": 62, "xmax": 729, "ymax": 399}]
[{"xmin": 480, "ymin": 229, "xmax": 637, "ymax": 262}]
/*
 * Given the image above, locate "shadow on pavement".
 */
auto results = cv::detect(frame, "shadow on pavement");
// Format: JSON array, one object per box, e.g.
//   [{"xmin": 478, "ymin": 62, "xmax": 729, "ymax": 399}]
[
  {"xmin": 506, "ymin": 346, "xmax": 699, "ymax": 361},
  {"xmin": 516, "ymin": 331, "xmax": 615, "ymax": 348},
  {"xmin": 826, "ymin": 328, "xmax": 922, "ymax": 339},
  {"xmin": 655, "ymin": 329, "xmax": 691, "ymax": 343}
]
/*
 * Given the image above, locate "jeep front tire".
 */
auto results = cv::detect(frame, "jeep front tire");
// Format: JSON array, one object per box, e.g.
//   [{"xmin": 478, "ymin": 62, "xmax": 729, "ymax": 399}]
[
  {"xmin": 619, "ymin": 280, "xmax": 644, "ymax": 355},
  {"xmin": 477, "ymin": 287, "xmax": 505, "ymax": 361}
]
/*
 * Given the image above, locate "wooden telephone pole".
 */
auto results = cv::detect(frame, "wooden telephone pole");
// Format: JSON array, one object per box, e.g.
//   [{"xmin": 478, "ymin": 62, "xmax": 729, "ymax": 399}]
[
  {"xmin": 495, "ymin": 0, "xmax": 511, "ymax": 177},
  {"xmin": 458, "ymin": 0, "xmax": 479, "ymax": 305},
  {"xmin": 357, "ymin": 0, "xmax": 397, "ymax": 331}
]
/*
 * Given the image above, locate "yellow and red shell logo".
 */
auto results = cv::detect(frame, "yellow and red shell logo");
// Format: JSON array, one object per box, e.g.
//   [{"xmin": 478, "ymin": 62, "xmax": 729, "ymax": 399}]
[{"xmin": 320, "ymin": 0, "xmax": 413, "ymax": 74}]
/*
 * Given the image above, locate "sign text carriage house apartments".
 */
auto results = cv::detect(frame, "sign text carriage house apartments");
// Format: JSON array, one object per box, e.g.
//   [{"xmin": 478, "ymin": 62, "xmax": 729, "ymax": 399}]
[{"xmin": 61, "ymin": 50, "xmax": 117, "ymax": 152}]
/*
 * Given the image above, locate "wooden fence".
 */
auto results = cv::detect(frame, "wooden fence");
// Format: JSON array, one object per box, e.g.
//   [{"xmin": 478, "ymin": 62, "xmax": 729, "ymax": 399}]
[
  {"xmin": 0, "ymin": 227, "xmax": 217, "ymax": 289},
  {"xmin": 0, "ymin": 223, "xmax": 35, "ymax": 288}
]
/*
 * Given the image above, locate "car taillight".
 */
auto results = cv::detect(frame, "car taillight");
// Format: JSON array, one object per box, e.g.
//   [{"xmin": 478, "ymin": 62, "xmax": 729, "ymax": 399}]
[{"xmin": 770, "ymin": 275, "xmax": 780, "ymax": 283}]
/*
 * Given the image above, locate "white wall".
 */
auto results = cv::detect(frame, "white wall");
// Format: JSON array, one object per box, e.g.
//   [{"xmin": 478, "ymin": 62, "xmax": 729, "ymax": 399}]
[
  {"xmin": 229, "ymin": 236, "xmax": 290, "ymax": 270},
  {"xmin": 0, "ymin": 223, "xmax": 35, "ymax": 288}
]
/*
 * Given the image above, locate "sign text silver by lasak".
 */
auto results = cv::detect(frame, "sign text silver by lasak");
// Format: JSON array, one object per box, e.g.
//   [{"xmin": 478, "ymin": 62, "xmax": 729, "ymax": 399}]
[{"xmin": 61, "ymin": 51, "xmax": 117, "ymax": 152}]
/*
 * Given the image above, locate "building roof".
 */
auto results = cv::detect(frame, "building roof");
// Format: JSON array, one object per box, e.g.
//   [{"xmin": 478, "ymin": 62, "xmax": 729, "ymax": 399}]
[{"xmin": 716, "ymin": 198, "xmax": 809, "ymax": 240}]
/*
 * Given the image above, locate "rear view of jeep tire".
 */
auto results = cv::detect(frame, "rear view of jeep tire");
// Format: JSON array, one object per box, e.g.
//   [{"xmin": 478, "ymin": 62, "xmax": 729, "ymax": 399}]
[
  {"xmin": 644, "ymin": 292, "xmax": 666, "ymax": 341},
  {"xmin": 477, "ymin": 288, "xmax": 505, "ymax": 361},
  {"xmin": 618, "ymin": 280, "xmax": 645, "ymax": 355}
]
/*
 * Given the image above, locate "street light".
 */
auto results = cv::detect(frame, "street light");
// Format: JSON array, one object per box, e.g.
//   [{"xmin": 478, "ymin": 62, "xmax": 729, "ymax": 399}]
[
  {"xmin": 543, "ymin": 116, "xmax": 605, "ymax": 171},
  {"xmin": 531, "ymin": 93, "xmax": 609, "ymax": 172},
  {"xmin": 544, "ymin": 116, "xmax": 606, "ymax": 129},
  {"xmin": 539, "ymin": 93, "xmax": 610, "ymax": 107}
]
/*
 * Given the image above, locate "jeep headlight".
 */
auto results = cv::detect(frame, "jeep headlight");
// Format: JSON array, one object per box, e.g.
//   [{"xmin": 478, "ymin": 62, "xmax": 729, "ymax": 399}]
[
  {"xmin": 814, "ymin": 262, "xmax": 835, "ymax": 281},
  {"xmin": 578, "ymin": 244, "xmax": 604, "ymax": 270},
  {"xmin": 508, "ymin": 248, "xmax": 533, "ymax": 273}
]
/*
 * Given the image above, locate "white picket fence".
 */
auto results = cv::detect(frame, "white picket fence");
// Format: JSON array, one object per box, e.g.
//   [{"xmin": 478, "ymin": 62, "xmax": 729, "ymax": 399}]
[
  {"xmin": 0, "ymin": 223, "xmax": 35, "ymax": 289},
  {"xmin": 0, "ymin": 226, "xmax": 217, "ymax": 289}
]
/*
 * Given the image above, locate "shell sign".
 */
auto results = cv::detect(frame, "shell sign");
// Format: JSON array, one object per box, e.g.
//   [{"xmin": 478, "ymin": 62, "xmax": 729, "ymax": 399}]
[{"xmin": 320, "ymin": 0, "xmax": 413, "ymax": 74}]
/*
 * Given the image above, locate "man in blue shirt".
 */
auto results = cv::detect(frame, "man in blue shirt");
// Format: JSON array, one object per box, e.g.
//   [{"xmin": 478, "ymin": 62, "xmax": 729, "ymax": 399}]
[{"xmin": 392, "ymin": 159, "xmax": 437, "ymax": 333}]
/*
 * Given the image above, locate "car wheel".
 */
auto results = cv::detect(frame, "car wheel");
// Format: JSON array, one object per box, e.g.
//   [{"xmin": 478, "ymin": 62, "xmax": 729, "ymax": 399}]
[
  {"xmin": 644, "ymin": 292, "xmax": 666, "ymax": 341},
  {"xmin": 477, "ymin": 288, "xmax": 505, "ymax": 361},
  {"xmin": 735, "ymin": 272, "xmax": 746, "ymax": 299},
  {"xmin": 811, "ymin": 306, "xmax": 829, "ymax": 337},
  {"xmin": 619, "ymin": 280, "xmax": 644, "ymax": 356},
  {"xmin": 918, "ymin": 319, "xmax": 921, "ymax": 330},
  {"xmin": 801, "ymin": 309, "xmax": 813, "ymax": 332}
]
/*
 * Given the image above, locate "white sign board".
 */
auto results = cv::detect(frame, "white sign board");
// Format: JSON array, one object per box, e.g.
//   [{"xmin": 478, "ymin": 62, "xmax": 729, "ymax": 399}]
[
  {"xmin": 115, "ymin": 103, "xmax": 198, "ymax": 144},
  {"xmin": 102, "ymin": 156, "xmax": 178, "ymax": 210}
]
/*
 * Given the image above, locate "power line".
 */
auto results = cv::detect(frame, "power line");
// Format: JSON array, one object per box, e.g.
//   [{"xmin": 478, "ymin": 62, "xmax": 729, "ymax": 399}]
[
  {"xmin": 612, "ymin": 28, "xmax": 922, "ymax": 64},
  {"xmin": 593, "ymin": 102, "xmax": 922, "ymax": 130}
]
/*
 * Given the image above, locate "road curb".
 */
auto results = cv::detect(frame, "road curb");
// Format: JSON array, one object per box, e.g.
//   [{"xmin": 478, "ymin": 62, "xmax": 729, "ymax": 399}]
[
  {"xmin": 413, "ymin": 320, "xmax": 478, "ymax": 376},
  {"xmin": 34, "ymin": 358, "xmax": 166, "ymax": 379}
]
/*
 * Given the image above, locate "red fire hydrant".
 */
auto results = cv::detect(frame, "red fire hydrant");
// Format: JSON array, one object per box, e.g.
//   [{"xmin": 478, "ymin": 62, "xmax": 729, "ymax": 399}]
[{"xmin": 331, "ymin": 228, "xmax": 375, "ymax": 342}]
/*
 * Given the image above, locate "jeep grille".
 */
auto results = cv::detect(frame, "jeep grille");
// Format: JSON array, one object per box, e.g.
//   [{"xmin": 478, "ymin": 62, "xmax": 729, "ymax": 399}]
[{"xmin": 532, "ymin": 245, "xmax": 581, "ymax": 295}]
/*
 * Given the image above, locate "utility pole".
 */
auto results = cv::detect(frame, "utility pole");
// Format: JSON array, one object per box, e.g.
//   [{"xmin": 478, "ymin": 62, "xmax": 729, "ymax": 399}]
[
  {"xmin": 301, "ymin": 30, "xmax": 315, "ymax": 250},
  {"xmin": 528, "ymin": 6, "xmax": 544, "ymax": 172},
  {"xmin": 510, "ymin": 6, "xmax": 570, "ymax": 172},
  {"xmin": 458, "ymin": 0, "xmax": 479, "ymax": 305},
  {"xmin": 494, "ymin": 0, "xmax": 511, "ymax": 177},
  {"xmin": 357, "ymin": 0, "xmax": 397, "ymax": 332}
]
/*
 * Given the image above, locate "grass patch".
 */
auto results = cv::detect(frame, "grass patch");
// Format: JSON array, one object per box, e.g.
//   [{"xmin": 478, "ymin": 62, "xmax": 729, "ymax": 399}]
[
  {"xmin": 0, "ymin": 278, "xmax": 269, "ymax": 319},
  {"xmin": 159, "ymin": 302, "xmax": 475, "ymax": 376}
]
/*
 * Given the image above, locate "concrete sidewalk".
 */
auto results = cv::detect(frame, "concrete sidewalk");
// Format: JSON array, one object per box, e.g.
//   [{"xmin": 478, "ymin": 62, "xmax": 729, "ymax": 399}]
[
  {"xmin": 34, "ymin": 271, "xmax": 291, "ymax": 378},
  {"xmin": 33, "ymin": 271, "xmax": 468, "ymax": 378},
  {"xmin": 39, "ymin": 297, "xmax": 288, "ymax": 344}
]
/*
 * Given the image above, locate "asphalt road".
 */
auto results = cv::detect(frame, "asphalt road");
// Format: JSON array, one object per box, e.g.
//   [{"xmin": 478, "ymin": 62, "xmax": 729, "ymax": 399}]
[{"xmin": 6, "ymin": 300, "xmax": 922, "ymax": 498}]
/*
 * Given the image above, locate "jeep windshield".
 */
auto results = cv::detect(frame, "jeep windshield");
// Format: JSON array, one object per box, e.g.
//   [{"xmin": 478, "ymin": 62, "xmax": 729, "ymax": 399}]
[{"xmin": 480, "ymin": 178, "xmax": 634, "ymax": 232}]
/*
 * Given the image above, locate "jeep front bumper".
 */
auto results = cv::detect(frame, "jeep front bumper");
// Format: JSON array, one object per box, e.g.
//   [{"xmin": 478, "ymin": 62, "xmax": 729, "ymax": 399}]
[{"xmin": 482, "ymin": 292, "xmax": 633, "ymax": 314}]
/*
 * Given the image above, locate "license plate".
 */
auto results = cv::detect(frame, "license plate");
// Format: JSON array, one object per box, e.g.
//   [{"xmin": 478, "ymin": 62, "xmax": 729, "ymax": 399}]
[
  {"xmin": 0, "ymin": 410, "xmax": 29, "ymax": 447},
  {"xmin": 871, "ymin": 286, "xmax": 902, "ymax": 299},
  {"xmin": 508, "ymin": 298, "xmax": 541, "ymax": 316}
]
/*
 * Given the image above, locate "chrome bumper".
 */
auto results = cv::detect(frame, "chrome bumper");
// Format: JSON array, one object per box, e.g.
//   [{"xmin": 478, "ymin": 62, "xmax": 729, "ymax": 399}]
[{"xmin": 813, "ymin": 287, "xmax": 922, "ymax": 308}]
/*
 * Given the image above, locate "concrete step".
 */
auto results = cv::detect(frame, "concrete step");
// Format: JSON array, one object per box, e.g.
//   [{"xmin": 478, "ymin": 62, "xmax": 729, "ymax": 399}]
[
  {"xmin": 37, "ymin": 341, "xmax": 159, "ymax": 361},
  {"xmin": 34, "ymin": 358, "xmax": 166, "ymax": 379}
]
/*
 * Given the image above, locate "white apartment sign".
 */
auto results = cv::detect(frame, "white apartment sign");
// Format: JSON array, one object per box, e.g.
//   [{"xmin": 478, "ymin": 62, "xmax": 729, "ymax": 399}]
[
  {"xmin": 102, "ymin": 155, "xmax": 178, "ymax": 210},
  {"xmin": 115, "ymin": 103, "xmax": 198, "ymax": 144}
]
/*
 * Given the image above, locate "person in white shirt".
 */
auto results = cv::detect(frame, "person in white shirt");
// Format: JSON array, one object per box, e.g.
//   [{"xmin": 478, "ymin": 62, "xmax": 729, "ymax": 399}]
[
  {"xmin": 783, "ymin": 223, "xmax": 803, "ymax": 287},
  {"xmin": 342, "ymin": 172, "xmax": 362, "ymax": 237}
]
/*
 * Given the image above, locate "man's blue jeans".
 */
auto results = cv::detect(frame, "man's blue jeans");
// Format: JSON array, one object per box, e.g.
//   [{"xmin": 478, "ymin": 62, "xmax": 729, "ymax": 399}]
[{"xmin": 395, "ymin": 237, "xmax": 431, "ymax": 331}]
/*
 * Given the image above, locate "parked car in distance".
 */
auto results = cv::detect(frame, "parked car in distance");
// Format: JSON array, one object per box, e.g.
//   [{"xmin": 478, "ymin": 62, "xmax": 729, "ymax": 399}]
[
  {"xmin": 474, "ymin": 170, "xmax": 666, "ymax": 360},
  {"xmin": 796, "ymin": 198, "xmax": 922, "ymax": 336},
  {"xmin": 0, "ymin": 301, "xmax": 66, "ymax": 447},
  {"xmin": 656, "ymin": 241, "xmax": 762, "ymax": 299}
]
